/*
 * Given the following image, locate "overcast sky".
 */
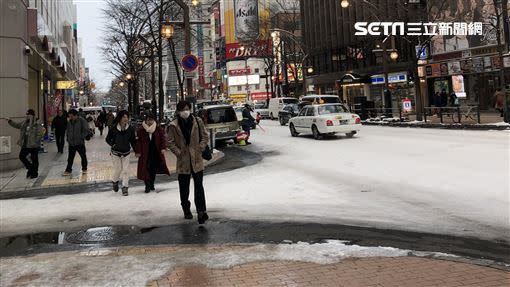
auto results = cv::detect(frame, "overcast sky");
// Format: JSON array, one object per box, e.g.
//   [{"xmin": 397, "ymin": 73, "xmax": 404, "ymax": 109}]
[{"xmin": 75, "ymin": 0, "xmax": 110, "ymax": 92}]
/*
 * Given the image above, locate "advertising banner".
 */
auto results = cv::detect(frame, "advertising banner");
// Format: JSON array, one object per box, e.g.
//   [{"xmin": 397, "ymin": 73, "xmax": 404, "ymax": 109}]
[
  {"xmin": 234, "ymin": 0, "xmax": 259, "ymax": 42},
  {"xmin": 452, "ymin": 75, "xmax": 467, "ymax": 98},
  {"xmin": 226, "ymin": 40, "xmax": 272, "ymax": 59}
]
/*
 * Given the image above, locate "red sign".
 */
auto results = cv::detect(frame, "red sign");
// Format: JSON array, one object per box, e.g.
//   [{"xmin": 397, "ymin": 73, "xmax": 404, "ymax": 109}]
[
  {"xmin": 251, "ymin": 92, "xmax": 271, "ymax": 101},
  {"xmin": 229, "ymin": 69, "xmax": 251, "ymax": 76},
  {"xmin": 226, "ymin": 40, "xmax": 272, "ymax": 60},
  {"xmin": 198, "ymin": 57, "xmax": 205, "ymax": 86}
]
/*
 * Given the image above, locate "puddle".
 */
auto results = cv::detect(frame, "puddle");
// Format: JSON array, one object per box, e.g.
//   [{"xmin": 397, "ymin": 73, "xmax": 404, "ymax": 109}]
[{"xmin": 0, "ymin": 225, "xmax": 141, "ymax": 257}]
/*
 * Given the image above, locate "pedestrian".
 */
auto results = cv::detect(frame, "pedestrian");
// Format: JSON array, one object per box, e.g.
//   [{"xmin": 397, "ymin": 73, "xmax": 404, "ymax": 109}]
[
  {"xmin": 449, "ymin": 92, "xmax": 458, "ymax": 107},
  {"xmin": 86, "ymin": 113, "xmax": 96, "ymax": 135},
  {"xmin": 106, "ymin": 110, "xmax": 136, "ymax": 196},
  {"xmin": 2, "ymin": 109, "xmax": 45, "ymax": 178},
  {"xmin": 168, "ymin": 101, "xmax": 210, "ymax": 224},
  {"xmin": 97, "ymin": 108, "xmax": 107, "ymax": 136},
  {"xmin": 51, "ymin": 109, "xmax": 67, "ymax": 153},
  {"xmin": 78, "ymin": 108, "xmax": 86, "ymax": 119},
  {"xmin": 62, "ymin": 109, "xmax": 91, "ymax": 176},
  {"xmin": 440, "ymin": 89, "xmax": 448, "ymax": 108},
  {"xmin": 106, "ymin": 110, "xmax": 115, "ymax": 129},
  {"xmin": 241, "ymin": 103, "xmax": 256, "ymax": 145},
  {"xmin": 135, "ymin": 112, "xmax": 170, "ymax": 193},
  {"xmin": 494, "ymin": 88, "xmax": 505, "ymax": 117}
]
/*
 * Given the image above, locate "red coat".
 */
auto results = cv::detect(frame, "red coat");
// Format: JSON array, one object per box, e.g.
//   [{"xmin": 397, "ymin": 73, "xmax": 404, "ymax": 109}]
[{"xmin": 136, "ymin": 126, "xmax": 170, "ymax": 181}]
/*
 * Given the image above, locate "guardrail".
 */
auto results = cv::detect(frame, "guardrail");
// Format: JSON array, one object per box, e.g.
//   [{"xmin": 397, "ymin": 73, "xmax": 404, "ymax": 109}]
[
  {"xmin": 423, "ymin": 106, "xmax": 480, "ymax": 124},
  {"xmin": 350, "ymin": 105, "xmax": 413, "ymax": 122}
]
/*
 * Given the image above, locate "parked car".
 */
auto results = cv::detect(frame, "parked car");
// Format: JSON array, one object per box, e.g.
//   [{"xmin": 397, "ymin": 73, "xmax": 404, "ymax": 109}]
[
  {"xmin": 254, "ymin": 101, "xmax": 270, "ymax": 118},
  {"xmin": 278, "ymin": 104, "xmax": 300, "ymax": 126},
  {"xmin": 288, "ymin": 103, "xmax": 361, "ymax": 140},
  {"xmin": 197, "ymin": 105, "xmax": 239, "ymax": 143},
  {"xmin": 234, "ymin": 106, "xmax": 260, "ymax": 129},
  {"xmin": 268, "ymin": 97, "xmax": 299, "ymax": 120}
]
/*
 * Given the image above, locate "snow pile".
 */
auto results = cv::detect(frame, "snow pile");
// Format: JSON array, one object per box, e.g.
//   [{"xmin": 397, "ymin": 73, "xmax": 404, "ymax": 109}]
[{"xmin": 0, "ymin": 241, "xmax": 455, "ymax": 287}]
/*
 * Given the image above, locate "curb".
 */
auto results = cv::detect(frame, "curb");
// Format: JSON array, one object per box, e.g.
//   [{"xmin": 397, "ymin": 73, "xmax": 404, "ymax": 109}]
[{"xmin": 362, "ymin": 121, "xmax": 510, "ymax": 130}]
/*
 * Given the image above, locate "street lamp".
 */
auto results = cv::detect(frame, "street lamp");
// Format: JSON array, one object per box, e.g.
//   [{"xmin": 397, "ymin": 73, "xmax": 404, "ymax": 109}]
[
  {"xmin": 340, "ymin": 0, "xmax": 350, "ymax": 8},
  {"xmin": 390, "ymin": 51, "xmax": 399, "ymax": 61},
  {"xmin": 161, "ymin": 23, "xmax": 174, "ymax": 39},
  {"xmin": 307, "ymin": 67, "xmax": 314, "ymax": 74}
]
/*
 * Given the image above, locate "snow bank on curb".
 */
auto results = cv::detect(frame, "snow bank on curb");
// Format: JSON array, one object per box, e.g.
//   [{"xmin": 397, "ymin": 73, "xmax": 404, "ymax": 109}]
[{"xmin": 0, "ymin": 241, "xmax": 456, "ymax": 287}]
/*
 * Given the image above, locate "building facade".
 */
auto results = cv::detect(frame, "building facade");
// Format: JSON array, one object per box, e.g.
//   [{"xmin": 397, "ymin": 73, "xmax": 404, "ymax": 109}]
[
  {"xmin": 299, "ymin": 0, "xmax": 426, "ymax": 109},
  {"xmin": 423, "ymin": 0, "xmax": 510, "ymax": 110},
  {"xmin": 0, "ymin": 0, "xmax": 82, "ymax": 171}
]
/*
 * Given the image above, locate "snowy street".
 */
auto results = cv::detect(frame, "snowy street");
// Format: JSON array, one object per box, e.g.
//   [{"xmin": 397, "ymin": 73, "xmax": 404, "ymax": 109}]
[{"xmin": 1, "ymin": 122, "xmax": 509, "ymax": 242}]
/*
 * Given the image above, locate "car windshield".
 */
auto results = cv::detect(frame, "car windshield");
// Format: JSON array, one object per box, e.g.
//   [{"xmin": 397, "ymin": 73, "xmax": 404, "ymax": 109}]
[
  {"xmin": 255, "ymin": 102, "xmax": 267, "ymax": 109},
  {"xmin": 282, "ymin": 98, "xmax": 298, "ymax": 104},
  {"xmin": 206, "ymin": 107, "xmax": 237, "ymax": 124},
  {"xmin": 317, "ymin": 105, "xmax": 349, "ymax": 115}
]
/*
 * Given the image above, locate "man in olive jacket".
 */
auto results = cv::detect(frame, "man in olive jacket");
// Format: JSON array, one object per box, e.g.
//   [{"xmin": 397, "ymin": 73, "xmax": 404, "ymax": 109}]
[
  {"xmin": 3, "ymin": 109, "xmax": 45, "ymax": 178},
  {"xmin": 63, "ymin": 109, "xmax": 91, "ymax": 176}
]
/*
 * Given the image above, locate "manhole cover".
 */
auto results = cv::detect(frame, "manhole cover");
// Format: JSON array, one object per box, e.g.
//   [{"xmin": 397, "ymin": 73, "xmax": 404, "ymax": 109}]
[{"xmin": 64, "ymin": 226, "xmax": 138, "ymax": 244}]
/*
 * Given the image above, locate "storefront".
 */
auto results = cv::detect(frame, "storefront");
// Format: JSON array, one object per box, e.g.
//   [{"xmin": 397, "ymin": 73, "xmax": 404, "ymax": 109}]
[{"xmin": 425, "ymin": 53, "xmax": 510, "ymax": 110}]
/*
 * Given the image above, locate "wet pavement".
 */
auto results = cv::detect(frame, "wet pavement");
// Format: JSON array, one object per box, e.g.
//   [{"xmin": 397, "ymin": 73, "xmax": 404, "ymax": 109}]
[{"xmin": 2, "ymin": 219, "xmax": 509, "ymax": 266}]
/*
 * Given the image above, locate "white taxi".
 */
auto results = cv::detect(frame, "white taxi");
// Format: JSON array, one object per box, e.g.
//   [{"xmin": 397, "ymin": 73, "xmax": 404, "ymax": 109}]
[{"xmin": 288, "ymin": 104, "xmax": 361, "ymax": 140}]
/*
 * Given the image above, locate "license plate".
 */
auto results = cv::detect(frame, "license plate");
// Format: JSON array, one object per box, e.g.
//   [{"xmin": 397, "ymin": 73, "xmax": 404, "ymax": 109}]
[{"xmin": 339, "ymin": 120, "xmax": 349, "ymax": 125}]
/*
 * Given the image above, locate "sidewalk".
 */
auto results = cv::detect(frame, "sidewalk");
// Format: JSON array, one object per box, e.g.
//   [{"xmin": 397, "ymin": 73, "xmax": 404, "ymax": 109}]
[
  {"xmin": 2, "ymin": 245, "xmax": 508, "ymax": 287},
  {"xmin": 0, "ymin": 133, "xmax": 223, "ymax": 193},
  {"xmin": 362, "ymin": 112, "xmax": 510, "ymax": 130}
]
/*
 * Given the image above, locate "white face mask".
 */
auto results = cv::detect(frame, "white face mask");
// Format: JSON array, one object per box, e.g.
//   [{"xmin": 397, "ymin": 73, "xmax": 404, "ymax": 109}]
[{"xmin": 180, "ymin": 110, "xmax": 191, "ymax": 119}]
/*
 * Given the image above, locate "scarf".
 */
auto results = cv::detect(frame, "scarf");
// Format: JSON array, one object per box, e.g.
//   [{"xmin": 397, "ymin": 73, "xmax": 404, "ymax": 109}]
[
  {"xmin": 178, "ymin": 115, "xmax": 193, "ymax": 146},
  {"xmin": 142, "ymin": 122, "xmax": 156, "ymax": 134}
]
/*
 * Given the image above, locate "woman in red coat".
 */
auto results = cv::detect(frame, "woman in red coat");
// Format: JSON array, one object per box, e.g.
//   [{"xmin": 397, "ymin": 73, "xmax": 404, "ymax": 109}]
[{"xmin": 135, "ymin": 112, "xmax": 170, "ymax": 193}]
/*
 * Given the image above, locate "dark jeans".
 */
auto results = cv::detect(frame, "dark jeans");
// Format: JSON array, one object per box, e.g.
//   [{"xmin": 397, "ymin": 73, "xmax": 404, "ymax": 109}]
[
  {"xmin": 242, "ymin": 125, "xmax": 251, "ymax": 140},
  {"xmin": 178, "ymin": 171, "xmax": 206, "ymax": 213},
  {"xmin": 66, "ymin": 144, "xmax": 88, "ymax": 172},
  {"xmin": 19, "ymin": 148, "xmax": 39, "ymax": 175},
  {"xmin": 55, "ymin": 131, "xmax": 65, "ymax": 153}
]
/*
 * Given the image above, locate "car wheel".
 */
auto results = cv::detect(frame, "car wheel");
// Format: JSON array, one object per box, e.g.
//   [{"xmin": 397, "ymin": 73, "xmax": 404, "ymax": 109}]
[
  {"xmin": 290, "ymin": 123, "xmax": 299, "ymax": 137},
  {"xmin": 346, "ymin": 131, "xmax": 357, "ymax": 138},
  {"xmin": 312, "ymin": 125, "xmax": 322, "ymax": 140}
]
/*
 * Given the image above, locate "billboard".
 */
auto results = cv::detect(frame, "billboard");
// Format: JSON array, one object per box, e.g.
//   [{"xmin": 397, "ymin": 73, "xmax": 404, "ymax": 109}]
[
  {"xmin": 430, "ymin": 0, "xmax": 501, "ymax": 54},
  {"xmin": 224, "ymin": 0, "xmax": 270, "ymax": 60},
  {"xmin": 234, "ymin": 0, "xmax": 259, "ymax": 42}
]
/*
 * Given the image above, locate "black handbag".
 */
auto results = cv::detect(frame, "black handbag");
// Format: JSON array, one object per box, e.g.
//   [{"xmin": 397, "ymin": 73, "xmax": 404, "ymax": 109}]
[{"xmin": 197, "ymin": 118, "xmax": 212, "ymax": 161}]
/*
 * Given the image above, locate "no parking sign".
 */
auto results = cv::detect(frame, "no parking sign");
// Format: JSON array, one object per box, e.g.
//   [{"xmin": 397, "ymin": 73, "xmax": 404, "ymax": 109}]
[{"xmin": 402, "ymin": 98, "xmax": 412, "ymax": 112}]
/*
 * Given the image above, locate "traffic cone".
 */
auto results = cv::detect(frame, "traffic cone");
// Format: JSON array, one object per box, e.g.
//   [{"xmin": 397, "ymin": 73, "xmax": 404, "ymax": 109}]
[{"xmin": 237, "ymin": 129, "xmax": 247, "ymax": 146}]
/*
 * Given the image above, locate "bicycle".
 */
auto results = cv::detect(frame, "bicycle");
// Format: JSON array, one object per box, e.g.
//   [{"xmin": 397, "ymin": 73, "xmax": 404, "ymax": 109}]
[{"xmin": 449, "ymin": 106, "xmax": 478, "ymax": 123}]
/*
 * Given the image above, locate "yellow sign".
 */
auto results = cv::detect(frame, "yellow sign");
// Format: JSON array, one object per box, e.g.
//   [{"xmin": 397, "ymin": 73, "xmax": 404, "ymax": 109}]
[{"xmin": 56, "ymin": 80, "xmax": 77, "ymax": 89}]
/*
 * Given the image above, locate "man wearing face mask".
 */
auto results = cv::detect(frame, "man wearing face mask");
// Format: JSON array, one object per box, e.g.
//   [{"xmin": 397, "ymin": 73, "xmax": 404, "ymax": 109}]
[
  {"xmin": 168, "ymin": 101, "xmax": 210, "ymax": 224},
  {"xmin": 3, "ymin": 109, "xmax": 45, "ymax": 178}
]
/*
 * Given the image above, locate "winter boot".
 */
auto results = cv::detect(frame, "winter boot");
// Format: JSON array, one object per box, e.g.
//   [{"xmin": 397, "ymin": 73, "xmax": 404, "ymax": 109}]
[
  {"xmin": 181, "ymin": 201, "xmax": 193, "ymax": 220},
  {"xmin": 197, "ymin": 212, "xmax": 209, "ymax": 224},
  {"xmin": 144, "ymin": 182, "xmax": 151, "ymax": 193},
  {"xmin": 122, "ymin": 187, "xmax": 128, "ymax": 196},
  {"xmin": 113, "ymin": 181, "xmax": 119, "ymax": 192},
  {"xmin": 150, "ymin": 181, "xmax": 155, "ymax": 191}
]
